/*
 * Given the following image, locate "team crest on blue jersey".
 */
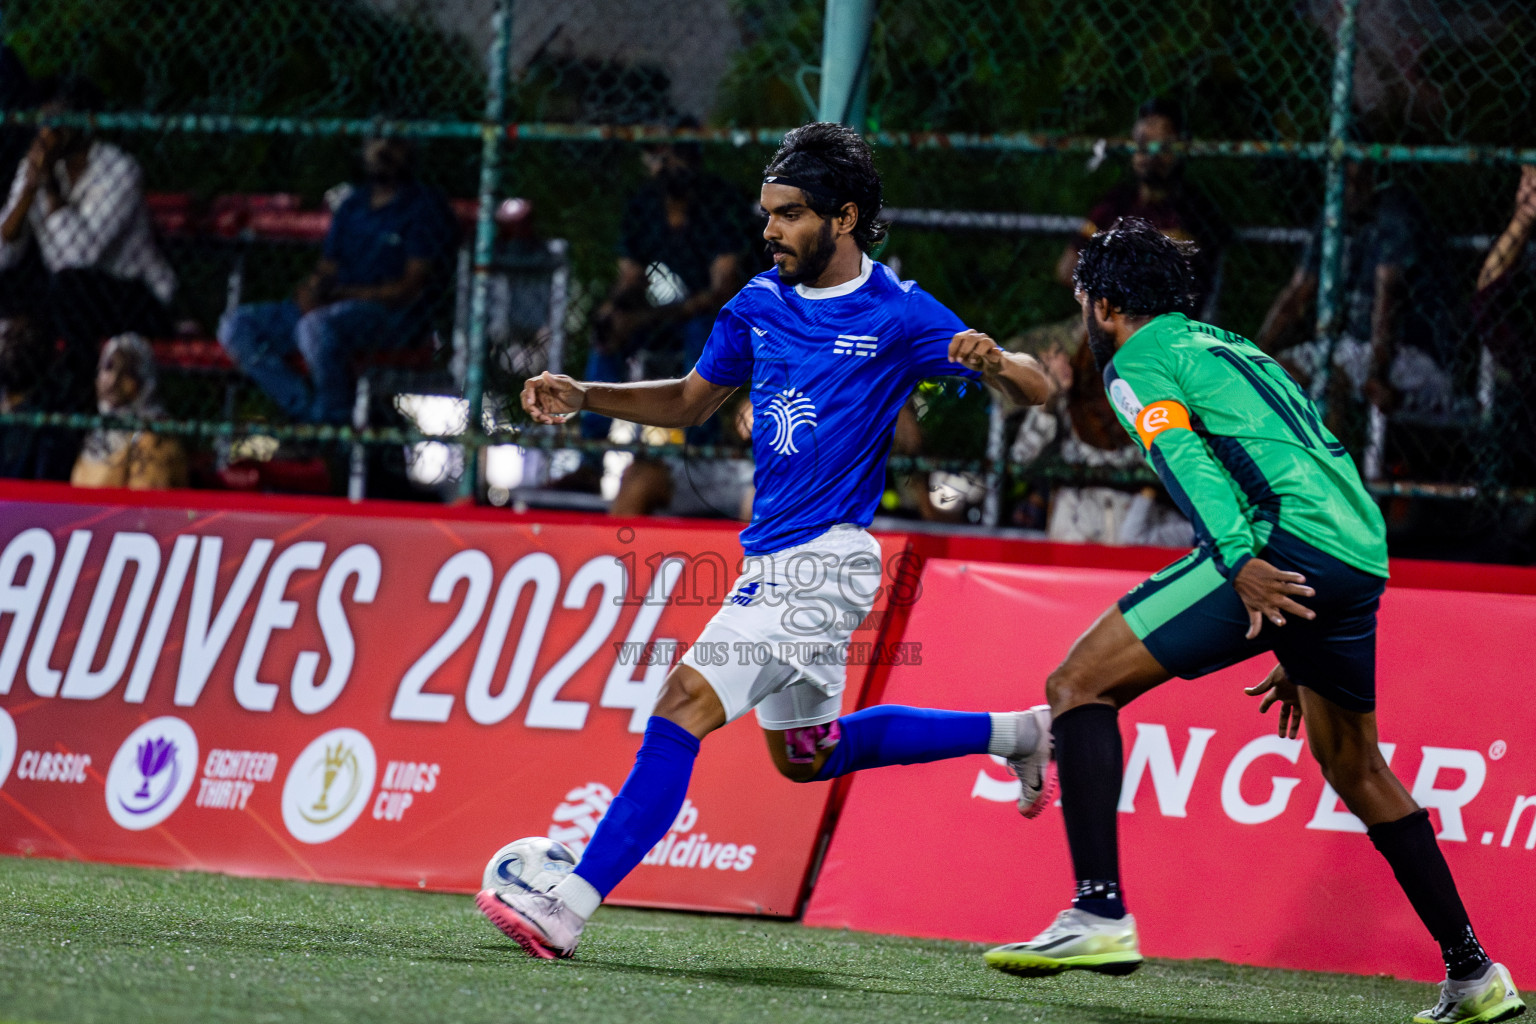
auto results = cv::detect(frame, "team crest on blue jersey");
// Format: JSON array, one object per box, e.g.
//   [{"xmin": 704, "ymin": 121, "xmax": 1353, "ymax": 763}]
[{"xmin": 765, "ymin": 389, "xmax": 817, "ymax": 456}]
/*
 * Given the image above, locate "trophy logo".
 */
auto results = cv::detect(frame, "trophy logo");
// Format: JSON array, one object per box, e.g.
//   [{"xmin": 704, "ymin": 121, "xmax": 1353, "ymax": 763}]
[
  {"xmin": 282, "ymin": 728, "xmax": 376, "ymax": 844},
  {"xmin": 301, "ymin": 741, "xmax": 361, "ymax": 825},
  {"xmin": 105, "ymin": 717, "xmax": 199, "ymax": 830}
]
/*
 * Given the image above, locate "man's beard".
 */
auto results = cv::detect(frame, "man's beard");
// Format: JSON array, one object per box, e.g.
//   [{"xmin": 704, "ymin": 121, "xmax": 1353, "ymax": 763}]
[
  {"xmin": 1084, "ymin": 308, "xmax": 1117, "ymax": 375},
  {"xmin": 771, "ymin": 219, "xmax": 837, "ymax": 286}
]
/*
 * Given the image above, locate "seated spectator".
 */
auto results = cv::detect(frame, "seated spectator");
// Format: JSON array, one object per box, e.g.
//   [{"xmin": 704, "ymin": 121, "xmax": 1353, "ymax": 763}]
[
  {"xmin": 0, "ymin": 77, "xmax": 176, "ymax": 409},
  {"xmin": 1056, "ymin": 98, "xmax": 1230, "ymax": 319},
  {"xmin": 557, "ymin": 124, "xmax": 756, "ymax": 492},
  {"xmin": 1472, "ymin": 164, "xmax": 1536, "ymax": 484},
  {"xmin": 1002, "ymin": 317, "xmax": 1193, "ymax": 547},
  {"xmin": 0, "ymin": 311, "xmax": 78, "ymax": 480},
  {"xmin": 218, "ymin": 137, "xmax": 457, "ymax": 424},
  {"xmin": 1257, "ymin": 162, "xmax": 1456, "ymax": 418},
  {"xmin": 610, "ymin": 392, "xmax": 754, "ymax": 520},
  {"xmin": 70, "ymin": 333, "xmax": 187, "ymax": 490}
]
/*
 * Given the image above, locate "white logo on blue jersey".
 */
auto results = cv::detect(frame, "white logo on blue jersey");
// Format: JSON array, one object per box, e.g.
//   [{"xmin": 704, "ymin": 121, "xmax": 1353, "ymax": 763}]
[
  {"xmin": 765, "ymin": 389, "xmax": 817, "ymax": 456},
  {"xmin": 833, "ymin": 334, "xmax": 878, "ymax": 358},
  {"xmin": 751, "ymin": 326, "xmax": 767, "ymax": 337}
]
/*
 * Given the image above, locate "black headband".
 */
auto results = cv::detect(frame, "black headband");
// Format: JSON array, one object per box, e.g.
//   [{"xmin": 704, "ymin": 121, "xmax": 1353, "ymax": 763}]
[{"xmin": 762, "ymin": 174, "xmax": 843, "ymax": 206}]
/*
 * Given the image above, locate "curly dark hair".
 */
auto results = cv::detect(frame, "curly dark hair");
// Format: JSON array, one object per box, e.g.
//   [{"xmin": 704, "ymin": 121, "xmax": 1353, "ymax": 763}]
[
  {"xmin": 763, "ymin": 121, "xmax": 887, "ymax": 252},
  {"xmin": 1072, "ymin": 216, "xmax": 1199, "ymax": 318}
]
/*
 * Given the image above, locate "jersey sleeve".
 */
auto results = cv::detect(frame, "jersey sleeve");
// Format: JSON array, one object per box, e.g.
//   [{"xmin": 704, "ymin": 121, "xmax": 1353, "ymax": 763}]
[
  {"xmin": 901, "ymin": 283, "xmax": 981, "ymax": 383},
  {"xmin": 691, "ymin": 305, "xmax": 754, "ymax": 387},
  {"xmin": 1109, "ymin": 354, "xmax": 1257, "ymax": 579}
]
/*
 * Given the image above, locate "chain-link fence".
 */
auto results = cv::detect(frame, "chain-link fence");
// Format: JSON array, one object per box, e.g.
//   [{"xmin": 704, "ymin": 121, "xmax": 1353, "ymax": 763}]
[{"xmin": 0, "ymin": 0, "xmax": 1531, "ymax": 561}]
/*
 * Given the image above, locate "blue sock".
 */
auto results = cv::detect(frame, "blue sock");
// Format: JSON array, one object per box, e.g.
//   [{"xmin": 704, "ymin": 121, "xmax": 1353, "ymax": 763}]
[
  {"xmin": 571, "ymin": 716, "xmax": 699, "ymax": 898},
  {"xmin": 811, "ymin": 705, "xmax": 992, "ymax": 781}
]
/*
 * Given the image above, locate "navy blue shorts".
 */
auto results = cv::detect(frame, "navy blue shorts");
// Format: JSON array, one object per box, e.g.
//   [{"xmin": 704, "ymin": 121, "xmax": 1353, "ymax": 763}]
[{"xmin": 1118, "ymin": 529, "xmax": 1386, "ymax": 712}]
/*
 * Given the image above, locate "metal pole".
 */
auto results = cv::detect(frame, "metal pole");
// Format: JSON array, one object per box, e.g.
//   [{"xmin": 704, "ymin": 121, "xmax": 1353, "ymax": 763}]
[
  {"xmin": 1312, "ymin": 0, "xmax": 1360, "ymax": 412},
  {"xmin": 459, "ymin": 0, "xmax": 514, "ymax": 501},
  {"xmin": 982, "ymin": 401, "xmax": 1005, "ymax": 528},
  {"xmin": 817, "ymin": 0, "xmax": 874, "ymax": 126}
]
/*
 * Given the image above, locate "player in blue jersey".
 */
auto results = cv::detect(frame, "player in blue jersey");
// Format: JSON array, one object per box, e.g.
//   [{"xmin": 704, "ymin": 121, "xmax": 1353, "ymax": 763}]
[{"xmin": 476, "ymin": 122, "xmax": 1056, "ymax": 959}]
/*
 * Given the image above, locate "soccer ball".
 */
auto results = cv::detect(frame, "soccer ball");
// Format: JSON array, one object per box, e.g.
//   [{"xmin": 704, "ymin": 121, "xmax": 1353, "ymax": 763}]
[{"xmin": 481, "ymin": 836, "xmax": 578, "ymax": 896}]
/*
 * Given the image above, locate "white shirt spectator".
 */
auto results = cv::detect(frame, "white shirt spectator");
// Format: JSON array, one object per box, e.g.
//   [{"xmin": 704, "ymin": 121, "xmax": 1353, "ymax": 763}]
[{"xmin": 0, "ymin": 141, "xmax": 176, "ymax": 303}]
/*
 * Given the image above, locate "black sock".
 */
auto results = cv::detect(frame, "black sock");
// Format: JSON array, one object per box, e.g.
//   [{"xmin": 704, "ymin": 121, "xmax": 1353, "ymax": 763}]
[
  {"xmin": 1367, "ymin": 809, "xmax": 1490, "ymax": 980},
  {"xmin": 1054, "ymin": 703, "xmax": 1125, "ymax": 919}
]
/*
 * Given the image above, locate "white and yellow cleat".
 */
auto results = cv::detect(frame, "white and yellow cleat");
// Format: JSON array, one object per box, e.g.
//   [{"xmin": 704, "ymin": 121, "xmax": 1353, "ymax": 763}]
[
  {"xmin": 1414, "ymin": 963, "xmax": 1526, "ymax": 1023},
  {"xmin": 983, "ymin": 907, "xmax": 1143, "ymax": 977}
]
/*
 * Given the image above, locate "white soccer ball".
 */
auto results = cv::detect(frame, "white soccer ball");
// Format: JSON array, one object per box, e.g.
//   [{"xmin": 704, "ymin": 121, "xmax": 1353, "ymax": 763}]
[{"xmin": 481, "ymin": 836, "xmax": 578, "ymax": 896}]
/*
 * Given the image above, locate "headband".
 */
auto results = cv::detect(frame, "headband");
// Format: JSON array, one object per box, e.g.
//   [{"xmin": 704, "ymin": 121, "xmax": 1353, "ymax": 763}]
[{"xmin": 762, "ymin": 174, "xmax": 843, "ymax": 205}]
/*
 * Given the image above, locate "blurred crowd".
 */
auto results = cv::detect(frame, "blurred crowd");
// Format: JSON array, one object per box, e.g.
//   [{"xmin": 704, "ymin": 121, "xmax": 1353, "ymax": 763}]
[{"xmin": 0, "ymin": 53, "xmax": 1531, "ymax": 559}]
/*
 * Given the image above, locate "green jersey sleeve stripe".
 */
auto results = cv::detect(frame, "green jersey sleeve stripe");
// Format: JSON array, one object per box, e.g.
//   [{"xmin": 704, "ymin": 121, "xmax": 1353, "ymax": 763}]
[
  {"xmin": 1148, "ymin": 437, "xmax": 1254, "ymax": 579},
  {"xmin": 1203, "ymin": 432, "xmax": 1282, "ymax": 527}
]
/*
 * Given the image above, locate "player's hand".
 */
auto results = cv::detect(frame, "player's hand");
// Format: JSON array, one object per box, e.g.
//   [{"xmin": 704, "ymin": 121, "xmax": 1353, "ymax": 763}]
[
  {"xmin": 1233, "ymin": 557, "xmax": 1316, "ymax": 640},
  {"xmin": 1245, "ymin": 664, "xmax": 1303, "ymax": 739},
  {"xmin": 522, "ymin": 371, "xmax": 586, "ymax": 424},
  {"xmin": 949, "ymin": 329, "xmax": 1005, "ymax": 377}
]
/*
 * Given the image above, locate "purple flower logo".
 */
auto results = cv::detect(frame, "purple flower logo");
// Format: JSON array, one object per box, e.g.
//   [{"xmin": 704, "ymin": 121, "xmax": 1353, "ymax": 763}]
[
  {"xmin": 134, "ymin": 737, "xmax": 177, "ymax": 799},
  {"xmin": 106, "ymin": 717, "xmax": 199, "ymax": 831},
  {"xmin": 118, "ymin": 735, "xmax": 182, "ymax": 815}
]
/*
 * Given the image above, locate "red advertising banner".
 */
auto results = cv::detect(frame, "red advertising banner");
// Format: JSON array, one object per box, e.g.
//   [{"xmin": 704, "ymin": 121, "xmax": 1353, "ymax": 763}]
[
  {"xmin": 0, "ymin": 486, "xmax": 907, "ymax": 915},
  {"xmin": 805, "ymin": 559, "xmax": 1536, "ymax": 982}
]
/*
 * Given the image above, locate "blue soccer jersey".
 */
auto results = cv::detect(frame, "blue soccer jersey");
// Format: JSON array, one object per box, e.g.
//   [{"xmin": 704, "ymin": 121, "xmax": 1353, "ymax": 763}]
[{"xmin": 692, "ymin": 255, "xmax": 981, "ymax": 555}]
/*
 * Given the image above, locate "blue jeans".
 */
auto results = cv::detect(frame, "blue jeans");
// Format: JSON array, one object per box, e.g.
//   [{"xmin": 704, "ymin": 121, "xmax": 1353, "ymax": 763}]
[{"xmin": 218, "ymin": 299, "xmax": 412, "ymax": 424}]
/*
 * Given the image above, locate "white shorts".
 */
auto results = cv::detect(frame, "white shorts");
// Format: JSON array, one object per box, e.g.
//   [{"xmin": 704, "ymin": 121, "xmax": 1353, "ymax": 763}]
[{"xmin": 678, "ymin": 525, "xmax": 883, "ymax": 731}]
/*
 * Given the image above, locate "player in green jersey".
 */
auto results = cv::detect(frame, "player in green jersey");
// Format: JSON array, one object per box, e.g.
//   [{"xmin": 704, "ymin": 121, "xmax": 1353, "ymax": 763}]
[{"xmin": 982, "ymin": 219, "xmax": 1524, "ymax": 1024}]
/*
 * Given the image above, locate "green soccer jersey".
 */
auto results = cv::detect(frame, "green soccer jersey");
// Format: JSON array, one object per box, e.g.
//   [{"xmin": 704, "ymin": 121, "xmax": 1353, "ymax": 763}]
[{"xmin": 1103, "ymin": 312, "xmax": 1389, "ymax": 579}]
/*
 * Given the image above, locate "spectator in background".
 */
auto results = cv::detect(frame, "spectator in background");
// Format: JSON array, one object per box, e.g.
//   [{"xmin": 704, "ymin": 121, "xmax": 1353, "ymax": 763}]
[
  {"xmin": 1001, "ymin": 318, "xmax": 1193, "ymax": 547},
  {"xmin": 0, "ymin": 42, "xmax": 32, "ymax": 207},
  {"xmin": 70, "ymin": 333, "xmax": 187, "ymax": 490},
  {"xmin": 557, "ymin": 123, "xmax": 755, "ymax": 492},
  {"xmin": 1472, "ymin": 165, "xmax": 1536, "ymax": 484},
  {"xmin": 1056, "ymin": 98, "xmax": 1230, "ymax": 320},
  {"xmin": 218, "ymin": 137, "xmax": 457, "ymax": 424},
  {"xmin": 0, "ymin": 76, "xmax": 176, "ymax": 408},
  {"xmin": 610, "ymin": 391, "xmax": 755, "ymax": 520},
  {"xmin": 1256, "ymin": 162, "xmax": 1456, "ymax": 417},
  {"xmin": 0, "ymin": 311, "xmax": 78, "ymax": 480}
]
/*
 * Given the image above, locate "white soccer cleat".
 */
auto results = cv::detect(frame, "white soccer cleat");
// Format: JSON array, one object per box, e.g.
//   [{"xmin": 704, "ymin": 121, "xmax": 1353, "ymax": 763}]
[
  {"xmin": 1006, "ymin": 705, "xmax": 1056, "ymax": 819},
  {"xmin": 1414, "ymin": 962, "xmax": 1526, "ymax": 1023},
  {"xmin": 983, "ymin": 907, "xmax": 1143, "ymax": 977},
  {"xmin": 475, "ymin": 887, "xmax": 585, "ymax": 960}
]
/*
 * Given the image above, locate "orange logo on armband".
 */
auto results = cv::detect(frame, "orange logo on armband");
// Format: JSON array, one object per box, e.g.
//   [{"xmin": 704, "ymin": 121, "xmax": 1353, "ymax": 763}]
[{"xmin": 1135, "ymin": 400, "xmax": 1191, "ymax": 448}]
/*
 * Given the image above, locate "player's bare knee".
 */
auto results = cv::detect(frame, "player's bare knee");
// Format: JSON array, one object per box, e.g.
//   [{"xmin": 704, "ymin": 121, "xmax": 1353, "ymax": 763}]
[
  {"xmin": 652, "ymin": 668, "xmax": 725, "ymax": 737},
  {"xmin": 1046, "ymin": 663, "xmax": 1100, "ymax": 713},
  {"xmin": 653, "ymin": 669, "xmax": 713, "ymax": 715}
]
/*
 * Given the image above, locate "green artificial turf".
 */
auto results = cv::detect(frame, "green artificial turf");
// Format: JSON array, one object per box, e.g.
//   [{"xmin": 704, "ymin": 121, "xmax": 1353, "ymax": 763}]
[{"xmin": 0, "ymin": 856, "xmax": 1437, "ymax": 1024}]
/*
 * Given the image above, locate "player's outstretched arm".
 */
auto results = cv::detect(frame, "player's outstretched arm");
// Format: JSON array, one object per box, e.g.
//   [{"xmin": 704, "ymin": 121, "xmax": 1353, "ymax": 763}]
[
  {"xmin": 948, "ymin": 330, "xmax": 1054, "ymax": 407},
  {"xmin": 521, "ymin": 370, "xmax": 737, "ymax": 429}
]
